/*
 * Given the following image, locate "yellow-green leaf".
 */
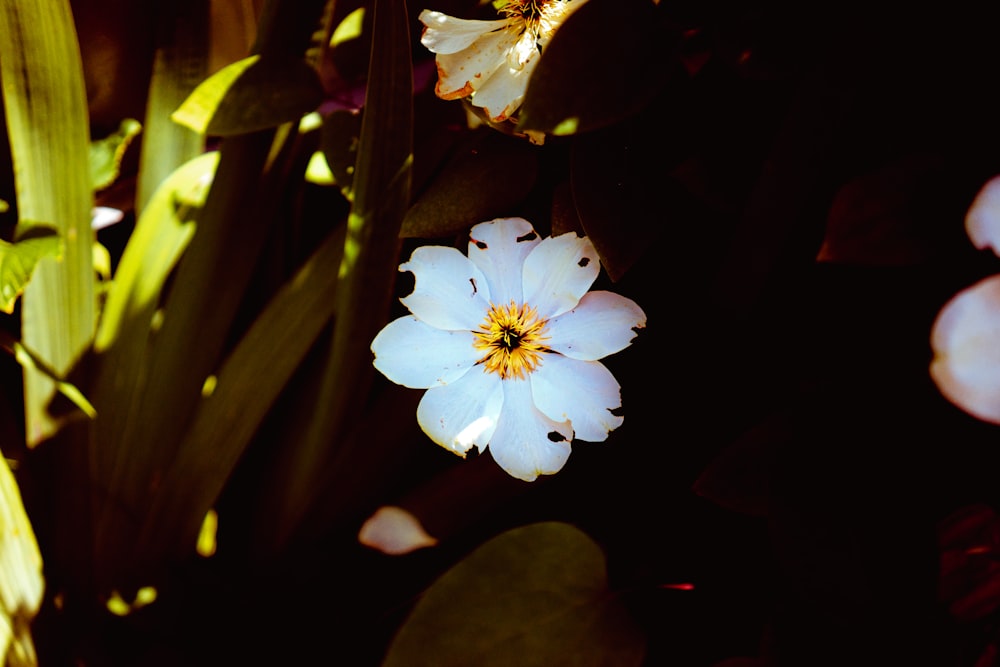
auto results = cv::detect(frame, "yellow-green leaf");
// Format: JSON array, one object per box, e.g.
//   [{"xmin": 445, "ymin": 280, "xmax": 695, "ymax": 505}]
[
  {"xmin": 171, "ymin": 54, "xmax": 323, "ymax": 136},
  {"xmin": 0, "ymin": 228, "xmax": 61, "ymax": 314},
  {"xmin": 383, "ymin": 522, "xmax": 647, "ymax": 667},
  {"xmin": 89, "ymin": 118, "xmax": 142, "ymax": 191}
]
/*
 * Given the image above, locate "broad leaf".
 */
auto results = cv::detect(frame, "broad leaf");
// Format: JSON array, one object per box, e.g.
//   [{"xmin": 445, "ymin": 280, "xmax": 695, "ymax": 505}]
[
  {"xmin": 172, "ymin": 54, "xmax": 324, "ymax": 136},
  {"xmin": 383, "ymin": 522, "xmax": 646, "ymax": 667},
  {"xmin": 89, "ymin": 118, "xmax": 142, "ymax": 191},
  {"xmin": 401, "ymin": 131, "xmax": 538, "ymax": 238}
]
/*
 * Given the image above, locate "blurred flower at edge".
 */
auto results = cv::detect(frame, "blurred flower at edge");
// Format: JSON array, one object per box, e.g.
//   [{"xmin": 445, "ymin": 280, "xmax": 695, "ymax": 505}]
[
  {"xmin": 371, "ymin": 218, "xmax": 645, "ymax": 481},
  {"xmin": 932, "ymin": 176, "xmax": 1000, "ymax": 422}
]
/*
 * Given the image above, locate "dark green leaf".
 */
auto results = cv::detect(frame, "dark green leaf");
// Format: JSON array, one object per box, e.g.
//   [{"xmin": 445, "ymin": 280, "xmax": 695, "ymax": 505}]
[
  {"xmin": 319, "ymin": 109, "xmax": 363, "ymax": 195},
  {"xmin": 172, "ymin": 54, "xmax": 324, "ymax": 136},
  {"xmin": 401, "ymin": 131, "xmax": 538, "ymax": 238},
  {"xmin": 518, "ymin": 0, "xmax": 677, "ymax": 136},
  {"xmin": 383, "ymin": 522, "xmax": 647, "ymax": 667}
]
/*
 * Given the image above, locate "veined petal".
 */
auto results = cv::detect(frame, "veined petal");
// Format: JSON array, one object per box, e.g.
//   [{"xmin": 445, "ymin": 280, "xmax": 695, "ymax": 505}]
[
  {"xmin": 487, "ymin": 379, "xmax": 572, "ymax": 481},
  {"xmin": 531, "ymin": 354, "xmax": 623, "ymax": 442},
  {"xmin": 418, "ymin": 11, "xmax": 509, "ymax": 55},
  {"xmin": 966, "ymin": 175, "xmax": 1000, "ymax": 256},
  {"xmin": 432, "ymin": 27, "xmax": 517, "ymax": 101},
  {"xmin": 931, "ymin": 275, "xmax": 1000, "ymax": 423},
  {"xmin": 400, "ymin": 246, "xmax": 491, "ymax": 331},
  {"xmin": 372, "ymin": 316, "xmax": 479, "ymax": 389},
  {"xmin": 418, "ymin": 367, "xmax": 504, "ymax": 456},
  {"xmin": 522, "ymin": 232, "xmax": 600, "ymax": 319},
  {"xmin": 546, "ymin": 291, "xmax": 646, "ymax": 360},
  {"xmin": 471, "ymin": 58, "xmax": 534, "ymax": 122},
  {"xmin": 468, "ymin": 218, "xmax": 541, "ymax": 304}
]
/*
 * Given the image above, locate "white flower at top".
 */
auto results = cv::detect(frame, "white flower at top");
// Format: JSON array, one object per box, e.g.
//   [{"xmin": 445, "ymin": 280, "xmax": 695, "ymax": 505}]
[
  {"xmin": 932, "ymin": 176, "xmax": 1000, "ymax": 423},
  {"xmin": 371, "ymin": 217, "xmax": 645, "ymax": 481},
  {"xmin": 418, "ymin": 0, "xmax": 589, "ymax": 123}
]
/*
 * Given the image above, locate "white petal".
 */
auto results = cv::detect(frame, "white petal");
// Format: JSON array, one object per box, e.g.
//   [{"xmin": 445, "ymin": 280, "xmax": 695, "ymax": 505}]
[
  {"xmin": 531, "ymin": 354, "xmax": 623, "ymax": 442},
  {"xmin": 418, "ymin": 11, "xmax": 508, "ymax": 55},
  {"xmin": 931, "ymin": 275, "xmax": 1000, "ymax": 423},
  {"xmin": 431, "ymin": 26, "xmax": 517, "ymax": 101},
  {"xmin": 546, "ymin": 291, "xmax": 647, "ymax": 360},
  {"xmin": 487, "ymin": 379, "xmax": 572, "ymax": 481},
  {"xmin": 358, "ymin": 506, "xmax": 438, "ymax": 555},
  {"xmin": 418, "ymin": 367, "xmax": 504, "ymax": 455},
  {"xmin": 372, "ymin": 316, "xmax": 479, "ymax": 389},
  {"xmin": 522, "ymin": 232, "xmax": 600, "ymax": 319},
  {"xmin": 467, "ymin": 218, "xmax": 541, "ymax": 304},
  {"xmin": 400, "ymin": 245, "xmax": 491, "ymax": 331},
  {"xmin": 470, "ymin": 58, "xmax": 534, "ymax": 122},
  {"xmin": 966, "ymin": 175, "xmax": 1000, "ymax": 256}
]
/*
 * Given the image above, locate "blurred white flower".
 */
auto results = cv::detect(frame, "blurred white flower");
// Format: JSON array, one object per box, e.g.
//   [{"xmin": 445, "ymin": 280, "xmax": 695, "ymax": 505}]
[
  {"xmin": 418, "ymin": 0, "xmax": 588, "ymax": 123},
  {"xmin": 932, "ymin": 176, "xmax": 1000, "ymax": 422},
  {"xmin": 371, "ymin": 217, "xmax": 645, "ymax": 481}
]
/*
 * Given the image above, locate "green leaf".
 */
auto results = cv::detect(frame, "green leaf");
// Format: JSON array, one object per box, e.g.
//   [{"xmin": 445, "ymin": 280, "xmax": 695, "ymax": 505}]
[
  {"xmin": 319, "ymin": 109, "xmax": 362, "ymax": 196},
  {"xmin": 0, "ymin": 199, "xmax": 8, "ymax": 213},
  {"xmin": 401, "ymin": 131, "xmax": 538, "ymax": 238},
  {"xmin": 0, "ymin": 0, "xmax": 96, "ymax": 446},
  {"xmin": 517, "ymin": 0, "xmax": 677, "ymax": 136},
  {"xmin": 89, "ymin": 118, "xmax": 142, "ymax": 191},
  {"xmin": 0, "ymin": 227, "xmax": 61, "ymax": 314},
  {"xmin": 171, "ymin": 54, "xmax": 324, "ymax": 136},
  {"xmin": 383, "ymin": 522, "xmax": 647, "ymax": 667}
]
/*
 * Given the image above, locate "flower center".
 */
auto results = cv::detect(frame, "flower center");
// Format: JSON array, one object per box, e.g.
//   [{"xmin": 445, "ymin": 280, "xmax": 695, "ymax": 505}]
[
  {"xmin": 473, "ymin": 300, "xmax": 549, "ymax": 380},
  {"xmin": 498, "ymin": 0, "xmax": 575, "ymax": 69}
]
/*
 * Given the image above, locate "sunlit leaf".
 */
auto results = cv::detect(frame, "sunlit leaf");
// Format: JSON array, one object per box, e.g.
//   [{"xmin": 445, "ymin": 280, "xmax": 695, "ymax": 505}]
[
  {"xmin": 0, "ymin": 228, "xmax": 61, "ymax": 314},
  {"xmin": 331, "ymin": 7, "xmax": 365, "ymax": 48},
  {"xmin": 0, "ymin": 330, "xmax": 97, "ymax": 420},
  {"xmin": 401, "ymin": 131, "xmax": 538, "ymax": 238},
  {"xmin": 383, "ymin": 522, "xmax": 646, "ymax": 667},
  {"xmin": 89, "ymin": 118, "xmax": 142, "ymax": 191},
  {"xmin": 0, "ymin": 451, "xmax": 43, "ymax": 666},
  {"xmin": 518, "ymin": 0, "xmax": 677, "ymax": 136},
  {"xmin": 0, "ymin": 200, "xmax": 8, "ymax": 214},
  {"xmin": 1, "ymin": 0, "xmax": 96, "ymax": 445},
  {"xmin": 171, "ymin": 54, "xmax": 324, "ymax": 136}
]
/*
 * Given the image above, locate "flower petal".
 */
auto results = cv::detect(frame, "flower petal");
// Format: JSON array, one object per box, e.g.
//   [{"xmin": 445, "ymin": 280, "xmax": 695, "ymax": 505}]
[
  {"xmin": 372, "ymin": 316, "xmax": 479, "ymax": 389},
  {"xmin": 358, "ymin": 506, "xmax": 438, "ymax": 555},
  {"xmin": 468, "ymin": 218, "xmax": 541, "ymax": 304},
  {"xmin": 931, "ymin": 275, "xmax": 1000, "ymax": 423},
  {"xmin": 531, "ymin": 354, "xmax": 623, "ymax": 442},
  {"xmin": 431, "ymin": 26, "xmax": 516, "ymax": 101},
  {"xmin": 546, "ymin": 291, "xmax": 646, "ymax": 360},
  {"xmin": 522, "ymin": 232, "xmax": 600, "ymax": 319},
  {"xmin": 400, "ymin": 246, "xmax": 491, "ymax": 331},
  {"xmin": 418, "ymin": 11, "xmax": 508, "ymax": 56},
  {"xmin": 966, "ymin": 175, "xmax": 1000, "ymax": 256},
  {"xmin": 470, "ymin": 56, "xmax": 534, "ymax": 122},
  {"xmin": 418, "ymin": 367, "xmax": 504, "ymax": 456},
  {"xmin": 486, "ymin": 379, "xmax": 572, "ymax": 481}
]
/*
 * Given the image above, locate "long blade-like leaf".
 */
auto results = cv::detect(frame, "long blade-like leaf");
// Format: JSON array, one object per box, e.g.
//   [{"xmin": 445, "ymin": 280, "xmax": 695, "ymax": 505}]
[{"xmin": 0, "ymin": 0, "xmax": 96, "ymax": 446}]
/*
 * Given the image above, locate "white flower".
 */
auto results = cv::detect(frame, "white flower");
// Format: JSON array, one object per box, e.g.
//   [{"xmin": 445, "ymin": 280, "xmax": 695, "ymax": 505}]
[
  {"xmin": 418, "ymin": 0, "xmax": 588, "ymax": 123},
  {"xmin": 371, "ymin": 217, "xmax": 645, "ymax": 481}
]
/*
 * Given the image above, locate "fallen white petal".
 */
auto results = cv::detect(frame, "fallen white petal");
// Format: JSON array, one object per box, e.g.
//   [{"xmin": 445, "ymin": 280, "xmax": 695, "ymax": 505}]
[
  {"xmin": 400, "ymin": 245, "xmax": 491, "ymax": 331},
  {"xmin": 358, "ymin": 506, "xmax": 438, "ymax": 555},
  {"xmin": 418, "ymin": 11, "xmax": 508, "ymax": 56},
  {"xmin": 487, "ymin": 379, "xmax": 572, "ymax": 481},
  {"xmin": 417, "ymin": 368, "xmax": 504, "ymax": 455},
  {"xmin": 931, "ymin": 275, "xmax": 1000, "ymax": 423},
  {"xmin": 372, "ymin": 316, "xmax": 479, "ymax": 389},
  {"xmin": 522, "ymin": 232, "xmax": 600, "ymax": 319},
  {"xmin": 966, "ymin": 175, "xmax": 1000, "ymax": 256},
  {"xmin": 531, "ymin": 354, "xmax": 623, "ymax": 442},
  {"xmin": 546, "ymin": 291, "xmax": 646, "ymax": 361},
  {"xmin": 468, "ymin": 218, "xmax": 541, "ymax": 305}
]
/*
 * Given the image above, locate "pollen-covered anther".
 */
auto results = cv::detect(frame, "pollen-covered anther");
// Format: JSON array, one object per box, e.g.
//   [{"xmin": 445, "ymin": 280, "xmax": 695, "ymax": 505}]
[{"xmin": 473, "ymin": 300, "xmax": 549, "ymax": 380}]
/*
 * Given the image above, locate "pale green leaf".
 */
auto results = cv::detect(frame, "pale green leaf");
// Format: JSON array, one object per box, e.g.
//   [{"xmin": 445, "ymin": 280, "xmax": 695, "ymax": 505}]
[
  {"xmin": 0, "ymin": 229, "xmax": 61, "ymax": 314},
  {"xmin": 89, "ymin": 118, "xmax": 142, "ymax": 191},
  {"xmin": 383, "ymin": 522, "xmax": 647, "ymax": 667},
  {"xmin": 171, "ymin": 54, "xmax": 324, "ymax": 136}
]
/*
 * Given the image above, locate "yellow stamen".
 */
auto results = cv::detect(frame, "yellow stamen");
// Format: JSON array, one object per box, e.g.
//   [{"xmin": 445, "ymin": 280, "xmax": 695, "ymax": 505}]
[{"xmin": 473, "ymin": 300, "xmax": 549, "ymax": 380}]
